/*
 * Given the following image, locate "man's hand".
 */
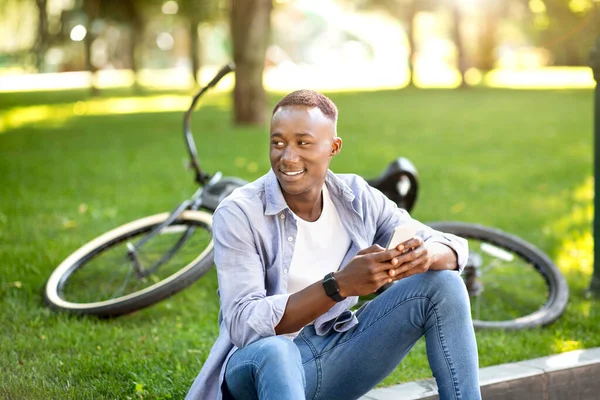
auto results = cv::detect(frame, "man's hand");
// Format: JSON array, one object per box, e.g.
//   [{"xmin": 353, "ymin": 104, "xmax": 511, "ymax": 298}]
[
  {"xmin": 385, "ymin": 237, "xmax": 433, "ymax": 281},
  {"xmin": 334, "ymin": 244, "xmax": 404, "ymax": 297},
  {"xmin": 386, "ymin": 238, "xmax": 459, "ymax": 280},
  {"xmin": 334, "ymin": 239, "xmax": 458, "ymax": 298}
]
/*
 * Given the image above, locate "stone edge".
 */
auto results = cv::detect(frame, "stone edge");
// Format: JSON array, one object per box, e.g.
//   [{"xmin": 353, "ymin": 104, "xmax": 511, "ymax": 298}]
[{"xmin": 361, "ymin": 347, "xmax": 600, "ymax": 400}]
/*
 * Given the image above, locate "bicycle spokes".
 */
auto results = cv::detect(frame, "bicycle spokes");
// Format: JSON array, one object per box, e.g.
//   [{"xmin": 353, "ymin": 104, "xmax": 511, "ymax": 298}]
[
  {"xmin": 59, "ymin": 222, "xmax": 212, "ymax": 304},
  {"xmin": 465, "ymin": 240, "xmax": 550, "ymax": 323}
]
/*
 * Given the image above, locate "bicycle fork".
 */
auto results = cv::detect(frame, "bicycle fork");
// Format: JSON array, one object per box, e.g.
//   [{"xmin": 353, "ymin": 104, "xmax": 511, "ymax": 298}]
[
  {"xmin": 464, "ymin": 251, "xmax": 483, "ymax": 297},
  {"xmin": 126, "ymin": 197, "xmax": 201, "ymax": 279}
]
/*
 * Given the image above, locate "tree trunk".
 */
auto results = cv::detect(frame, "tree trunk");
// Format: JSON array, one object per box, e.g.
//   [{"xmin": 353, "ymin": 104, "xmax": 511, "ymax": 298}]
[
  {"xmin": 405, "ymin": 0, "xmax": 417, "ymax": 88},
  {"xmin": 190, "ymin": 17, "xmax": 201, "ymax": 85},
  {"xmin": 451, "ymin": 2, "xmax": 468, "ymax": 88},
  {"xmin": 123, "ymin": 0, "xmax": 142, "ymax": 92},
  {"xmin": 230, "ymin": 0, "xmax": 272, "ymax": 125},
  {"xmin": 84, "ymin": 0, "xmax": 100, "ymax": 96},
  {"xmin": 477, "ymin": 8, "xmax": 497, "ymax": 71},
  {"xmin": 34, "ymin": 0, "xmax": 49, "ymax": 72},
  {"xmin": 129, "ymin": 20, "xmax": 142, "ymax": 92}
]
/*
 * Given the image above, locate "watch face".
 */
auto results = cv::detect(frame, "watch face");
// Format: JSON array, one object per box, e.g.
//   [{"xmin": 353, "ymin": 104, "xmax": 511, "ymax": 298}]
[{"xmin": 323, "ymin": 273, "xmax": 342, "ymax": 301}]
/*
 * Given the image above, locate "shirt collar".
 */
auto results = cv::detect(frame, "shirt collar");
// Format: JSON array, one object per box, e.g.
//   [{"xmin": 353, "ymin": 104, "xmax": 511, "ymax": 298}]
[{"xmin": 264, "ymin": 169, "xmax": 355, "ymax": 216}]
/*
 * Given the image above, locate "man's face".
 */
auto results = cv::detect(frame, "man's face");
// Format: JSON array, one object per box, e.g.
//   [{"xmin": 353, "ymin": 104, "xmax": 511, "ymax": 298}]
[{"xmin": 270, "ymin": 105, "xmax": 342, "ymax": 200}]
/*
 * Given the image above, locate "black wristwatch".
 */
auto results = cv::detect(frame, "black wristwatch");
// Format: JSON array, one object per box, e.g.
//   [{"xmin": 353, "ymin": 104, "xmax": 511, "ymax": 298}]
[{"xmin": 322, "ymin": 272, "xmax": 346, "ymax": 302}]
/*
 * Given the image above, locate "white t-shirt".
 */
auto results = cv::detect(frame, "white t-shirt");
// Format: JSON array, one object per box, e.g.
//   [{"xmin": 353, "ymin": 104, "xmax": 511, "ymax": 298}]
[{"xmin": 287, "ymin": 185, "xmax": 351, "ymax": 295}]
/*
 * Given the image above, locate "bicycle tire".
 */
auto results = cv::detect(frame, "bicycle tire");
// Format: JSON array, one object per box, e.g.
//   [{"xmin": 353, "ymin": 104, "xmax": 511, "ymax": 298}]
[
  {"xmin": 427, "ymin": 221, "xmax": 569, "ymax": 330},
  {"xmin": 44, "ymin": 211, "xmax": 215, "ymax": 317}
]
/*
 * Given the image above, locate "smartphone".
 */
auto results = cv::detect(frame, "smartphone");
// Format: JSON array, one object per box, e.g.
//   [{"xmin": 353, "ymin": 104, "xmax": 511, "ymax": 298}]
[{"xmin": 386, "ymin": 223, "xmax": 419, "ymax": 250}]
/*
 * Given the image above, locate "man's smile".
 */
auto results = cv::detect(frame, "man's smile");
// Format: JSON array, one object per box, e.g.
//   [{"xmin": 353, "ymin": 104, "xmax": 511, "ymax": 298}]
[
  {"xmin": 281, "ymin": 169, "xmax": 305, "ymax": 176},
  {"xmin": 279, "ymin": 168, "xmax": 306, "ymax": 182}
]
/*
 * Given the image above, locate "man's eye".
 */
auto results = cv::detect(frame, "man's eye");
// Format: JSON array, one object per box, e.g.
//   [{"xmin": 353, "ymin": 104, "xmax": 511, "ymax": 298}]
[
  {"xmin": 272, "ymin": 141, "xmax": 284, "ymax": 147},
  {"xmin": 299, "ymin": 141, "xmax": 310, "ymax": 145}
]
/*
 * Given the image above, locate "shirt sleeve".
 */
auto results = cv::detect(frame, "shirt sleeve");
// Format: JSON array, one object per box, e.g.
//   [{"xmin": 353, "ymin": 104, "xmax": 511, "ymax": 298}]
[
  {"xmin": 370, "ymin": 185, "xmax": 469, "ymax": 273},
  {"xmin": 212, "ymin": 205, "xmax": 291, "ymax": 348}
]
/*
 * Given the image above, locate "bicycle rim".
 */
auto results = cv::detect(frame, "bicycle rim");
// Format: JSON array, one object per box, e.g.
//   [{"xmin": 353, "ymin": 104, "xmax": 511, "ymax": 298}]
[
  {"xmin": 45, "ymin": 211, "xmax": 214, "ymax": 316},
  {"xmin": 428, "ymin": 222, "xmax": 568, "ymax": 330}
]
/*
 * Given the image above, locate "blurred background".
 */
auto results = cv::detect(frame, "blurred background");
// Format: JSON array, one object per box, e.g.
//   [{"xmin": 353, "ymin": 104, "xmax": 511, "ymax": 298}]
[{"xmin": 0, "ymin": 0, "xmax": 597, "ymax": 98}]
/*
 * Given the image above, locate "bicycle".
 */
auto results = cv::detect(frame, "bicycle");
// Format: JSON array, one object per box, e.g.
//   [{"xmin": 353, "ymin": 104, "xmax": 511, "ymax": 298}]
[{"xmin": 44, "ymin": 64, "xmax": 569, "ymax": 330}]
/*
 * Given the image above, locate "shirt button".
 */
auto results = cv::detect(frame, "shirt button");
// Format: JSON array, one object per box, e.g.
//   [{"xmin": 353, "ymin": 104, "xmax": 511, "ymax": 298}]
[
  {"xmin": 283, "ymin": 269, "xmax": 288, "ymax": 273},
  {"xmin": 287, "ymin": 236, "xmax": 293, "ymax": 242},
  {"xmin": 280, "ymin": 214, "xmax": 285, "ymax": 219}
]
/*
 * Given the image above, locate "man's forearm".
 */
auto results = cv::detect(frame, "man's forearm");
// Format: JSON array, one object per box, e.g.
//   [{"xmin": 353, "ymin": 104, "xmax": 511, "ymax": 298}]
[
  {"xmin": 428, "ymin": 242, "xmax": 459, "ymax": 271},
  {"xmin": 274, "ymin": 280, "xmax": 337, "ymax": 335}
]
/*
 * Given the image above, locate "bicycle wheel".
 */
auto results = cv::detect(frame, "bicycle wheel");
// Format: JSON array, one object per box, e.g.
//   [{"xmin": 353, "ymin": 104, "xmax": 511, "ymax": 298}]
[
  {"xmin": 427, "ymin": 221, "xmax": 569, "ymax": 330},
  {"xmin": 44, "ymin": 210, "xmax": 214, "ymax": 317}
]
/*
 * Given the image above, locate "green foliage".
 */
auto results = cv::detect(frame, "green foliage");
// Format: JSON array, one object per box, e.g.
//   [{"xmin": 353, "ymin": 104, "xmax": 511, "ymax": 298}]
[
  {"xmin": 526, "ymin": 0, "xmax": 598, "ymax": 65},
  {"xmin": 178, "ymin": 0, "xmax": 224, "ymax": 23},
  {"xmin": 354, "ymin": 0, "xmax": 436, "ymax": 18},
  {"xmin": 0, "ymin": 0, "xmax": 38, "ymax": 54},
  {"xmin": 0, "ymin": 87, "xmax": 597, "ymax": 397}
]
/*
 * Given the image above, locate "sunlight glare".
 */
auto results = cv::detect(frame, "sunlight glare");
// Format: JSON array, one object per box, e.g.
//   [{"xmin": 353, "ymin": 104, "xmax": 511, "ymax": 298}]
[
  {"xmin": 547, "ymin": 347, "xmax": 584, "ymax": 365},
  {"xmin": 485, "ymin": 67, "xmax": 594, "ymax": 89},
  {"xmin": 70, "ymin": 25, "xmax": 87, "ymax": 42},
  {"xmin": 0, "ymin": 95, "xmax": 229, "ymax": 134},
  {"xmin": 550, "ymin": 177, "xmax": 593, "ymax": 277},
  {"xmin": 529, "ymin": 0, "xmax": 547, "ymax": 13},
  {"xmin": 569, "ymin": 0, "xmax": 594, "ymax": 14},
  {"xmin": 0, "ymin": 65, "xmax": 594, "ymax": 93},
  {"xmin": 156, "ymin": 32, "xmax": 174, "ymax": 51},
  {"xmin": 162, "ymin": 1, "xmax": 178, "ymax": 14}
]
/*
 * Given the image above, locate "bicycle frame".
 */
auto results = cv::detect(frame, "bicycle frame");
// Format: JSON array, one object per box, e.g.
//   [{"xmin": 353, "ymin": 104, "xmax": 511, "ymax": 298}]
[
  {"xmin": 185, "ymin": 63, "xmax": 236, "ymax": 186},
  {"xmin": 127, "ymin": 64, "xmax": 237, "ymax": 278}
]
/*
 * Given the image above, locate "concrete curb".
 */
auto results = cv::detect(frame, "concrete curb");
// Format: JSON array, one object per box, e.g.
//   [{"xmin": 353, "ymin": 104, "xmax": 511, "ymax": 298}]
[{"xmin": 361, "ymin": 347, "xmax": 600, "ymax": 400}]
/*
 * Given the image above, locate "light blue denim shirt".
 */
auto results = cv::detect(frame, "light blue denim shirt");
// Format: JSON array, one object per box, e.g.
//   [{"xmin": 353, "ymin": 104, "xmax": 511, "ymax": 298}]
[{"xmin": 186, "ymin": 169, "xmax": 468, "ymax": 400}]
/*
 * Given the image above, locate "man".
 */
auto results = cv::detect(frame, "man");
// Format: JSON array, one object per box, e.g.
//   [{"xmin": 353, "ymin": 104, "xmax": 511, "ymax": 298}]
[{"xmin": 187, "ymin": 90, "xmax": 481, "ymax": 400}]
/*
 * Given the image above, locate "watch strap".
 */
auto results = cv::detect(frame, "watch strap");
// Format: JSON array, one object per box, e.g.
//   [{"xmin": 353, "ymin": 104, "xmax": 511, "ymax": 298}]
[{"xmin": 322, "ymin": 272, "xmax": 345, "ymax": 302}]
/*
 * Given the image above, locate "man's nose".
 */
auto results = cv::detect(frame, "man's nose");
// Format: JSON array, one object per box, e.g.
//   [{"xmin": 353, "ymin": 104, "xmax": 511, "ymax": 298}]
[{"xmin": 281, "ymin": 146, "xmax": 299, "ymax": 163}]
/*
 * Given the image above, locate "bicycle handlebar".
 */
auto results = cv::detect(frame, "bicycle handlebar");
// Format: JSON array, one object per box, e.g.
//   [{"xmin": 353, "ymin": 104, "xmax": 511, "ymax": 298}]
[{"xmin": 184, "ymin": 62, "xmax": 236, "ymax": 185}]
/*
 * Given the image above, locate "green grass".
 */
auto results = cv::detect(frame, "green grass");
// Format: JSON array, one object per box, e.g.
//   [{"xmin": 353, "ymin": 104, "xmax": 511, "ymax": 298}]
[{"xmin": 1, "ymin": 87, "xmax": 597, "ymax": 399}]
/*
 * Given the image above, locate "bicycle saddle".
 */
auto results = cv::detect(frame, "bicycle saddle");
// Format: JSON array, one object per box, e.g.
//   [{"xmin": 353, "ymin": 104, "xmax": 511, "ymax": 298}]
[
  {"xmin": 201, "ymin": 176, "xmax": 248, "ymax": 212},
  {"xmin": 366, "ymin": 157, "xmax": 419, "ymax": 213}
]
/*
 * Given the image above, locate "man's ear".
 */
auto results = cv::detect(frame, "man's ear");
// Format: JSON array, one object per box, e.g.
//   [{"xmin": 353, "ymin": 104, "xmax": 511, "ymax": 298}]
[{"xmin": 331, "ymin": 137, "xmax": 343, "ymax": 156}]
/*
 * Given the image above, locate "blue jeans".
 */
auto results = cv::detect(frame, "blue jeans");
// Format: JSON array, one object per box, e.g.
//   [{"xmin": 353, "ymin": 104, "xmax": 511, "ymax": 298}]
[{"xmin": 224, "ymin": 270, "xmax": 481, "ymax": 400}]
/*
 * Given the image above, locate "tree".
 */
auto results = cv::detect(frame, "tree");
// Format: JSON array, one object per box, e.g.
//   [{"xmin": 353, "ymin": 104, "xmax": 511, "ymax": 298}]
[
  {"xmin": 34, "ymin": 0, "xmax": 49, "ymax": 71},
  {"xmin": 450, "ymin": 0, "xmax": 467, "ymax": 88},
  {"xmin": 533, "ymin": 0, "xmax": 597, "ymax": 66},
  {"xmin": 474, "ymin": 0, "xmax": 507, "ymax": 72},
  {"xmin": 230, "ymin": 0, "xmax": 272, "ymax": 125},
  {"xmin": 79, "ymin": 0, "xmax": 150, "ymax": 94},
  {"xmin": 121, "ymin": 0, "xmax": 145, "ymax": 91},
  {"xmin": 178, "ymin": 0, "xmax": 223, "ymax": 84},
  {"xmin": 83, "ymin": 0, "xmax": 100, "ymax": 95},
  {"xmin": 354, "ymin": 0, "xmax": 422, "ymax": 87}
]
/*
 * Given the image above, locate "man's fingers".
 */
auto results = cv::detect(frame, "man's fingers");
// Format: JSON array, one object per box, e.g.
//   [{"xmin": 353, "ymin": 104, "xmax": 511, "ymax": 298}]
[
  {"xmin": 393, "ymin": 266, "xmax": 424, "ymax": 281},
  {"xmin": 393, "ymin": 255, "xmax": 433, "ymax": 281},
  {"xmin": 397, "ymin": 245, "xmax": 426, "ymax": 264},
  {"xmin": 384, "ymin": 246, "xmax": 427, "ymax": 276},
  {"xmin": 371, "ymin": 271, "xmax": 393, "ymax": 287},
  {"xmin": 357, "ymin": 244, "xmax": 385, "ymax": 256},
  {"xmin": 401, "ymin": 237, "xmax": 424, "ymax": 252},
  {"xmin": 390, "ymin": 253, "xmax": 428, "ymax": 276},
  {"xmin": 393, "ymin": 268, "xmax": 420, "ymax": 281},
  {"xmin": 370, "ymin": 247, "xmax": 403, "ymax": 265}
]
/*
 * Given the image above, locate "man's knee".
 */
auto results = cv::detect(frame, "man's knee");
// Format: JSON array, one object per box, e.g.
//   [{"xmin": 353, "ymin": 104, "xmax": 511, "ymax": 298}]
[
  {"xmin": 254, "ymin": 336, "xmax": 302, "ymax": 367},
  {"xmin": 421, "ymin": 270, "xmax": 470, "ymax": 314},
  {"xmin": 426, "ymin": 269, "xmax": 464, "ymax": 287}
]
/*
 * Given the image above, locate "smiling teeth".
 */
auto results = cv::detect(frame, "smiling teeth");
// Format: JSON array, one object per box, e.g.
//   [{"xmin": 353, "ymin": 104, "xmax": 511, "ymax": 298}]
[{"xmin": 283, "ymin": 170, "xmax": 304, "ymax": 176}]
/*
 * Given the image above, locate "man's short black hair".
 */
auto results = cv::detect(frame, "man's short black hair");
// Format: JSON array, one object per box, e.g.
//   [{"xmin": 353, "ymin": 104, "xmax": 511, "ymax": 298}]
[{"xmin": 272, "ymin": 89, "xmax": 338, "ymax": 123}]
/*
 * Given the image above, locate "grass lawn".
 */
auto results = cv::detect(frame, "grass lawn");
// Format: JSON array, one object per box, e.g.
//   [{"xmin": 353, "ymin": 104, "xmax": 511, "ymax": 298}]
[{"xmin": 1, "ymin": 87, "xmax": 597, "ymax": 399}]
